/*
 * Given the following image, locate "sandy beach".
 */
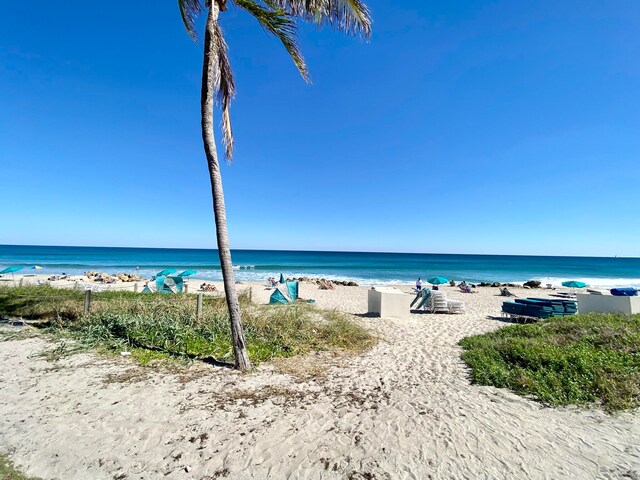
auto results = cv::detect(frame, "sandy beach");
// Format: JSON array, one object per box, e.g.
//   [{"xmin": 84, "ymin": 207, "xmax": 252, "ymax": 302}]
[{"xmin": 1, "ymin": 280, "xmax": 639, "ymax": 479}]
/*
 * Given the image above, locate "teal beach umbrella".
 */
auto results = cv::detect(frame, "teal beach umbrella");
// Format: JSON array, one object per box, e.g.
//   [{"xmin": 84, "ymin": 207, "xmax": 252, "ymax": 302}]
[
  {"xmin": 562, "ymin": 280, "xmax": 587, "ymax": 289},
  {"xmin": 178, "ymin": 270, "xmax": 197, "ymax": 277},
  {"xmin": 0, "ymin": 266, "xmax": 24, "ymax": 280},
  {"xmin": 1, "ymin": 266, "xmax": 24, "ymax": 274},
  {"xmin": 427, "ymin": 276, "xmax": 449, "ymax": 285},
  {"xmin": 156, "ymin": 269, "xmax": 177, "ymax": 277}
]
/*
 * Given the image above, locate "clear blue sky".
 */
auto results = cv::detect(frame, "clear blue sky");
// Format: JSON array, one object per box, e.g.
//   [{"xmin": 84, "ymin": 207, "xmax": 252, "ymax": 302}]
[{"xmin": 1, "ymin": 0, "xmax": 639, "ymax": 256}]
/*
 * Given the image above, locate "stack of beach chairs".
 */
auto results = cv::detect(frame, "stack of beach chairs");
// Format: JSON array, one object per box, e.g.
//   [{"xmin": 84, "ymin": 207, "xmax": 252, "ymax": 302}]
[{"xmin": 502, "ymin": 297, "xmax": 577, "ymax": 321}]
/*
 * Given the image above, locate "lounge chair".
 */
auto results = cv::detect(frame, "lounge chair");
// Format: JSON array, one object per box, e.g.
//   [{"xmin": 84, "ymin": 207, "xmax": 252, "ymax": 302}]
[
  {"xmin": 448, "ymin": 299, "xmax": 465, "ymax": 314},
  {"xmin": 429, "ymin": 291, "xmax": 451, "ymax": 313},
  {"xmin": 411, "ymin": 288, "xmax": 431, "ymax": 310}
]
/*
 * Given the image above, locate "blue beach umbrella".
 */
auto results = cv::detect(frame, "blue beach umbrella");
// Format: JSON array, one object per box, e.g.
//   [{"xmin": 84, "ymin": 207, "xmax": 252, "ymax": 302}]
[
  {"xmin": 562, "ymin": 280, "xmax": 587, "ymax": 289},
  {"xmin": 427, "ymin": 276, "xmax": 449, "ymax": 285},
  {"xmin": 178, "ymin": 270, "xmax": 197, "ymax": 277},
  {"xmin": 0, "ymin": 266, "xmax": 24, "ymax": 280}
]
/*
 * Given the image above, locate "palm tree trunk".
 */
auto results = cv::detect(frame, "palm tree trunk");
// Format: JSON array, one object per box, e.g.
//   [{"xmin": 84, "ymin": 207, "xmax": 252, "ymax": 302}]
[{"xmin": 201, "ymin": 0, "xmax": 251, "ymax": 371}]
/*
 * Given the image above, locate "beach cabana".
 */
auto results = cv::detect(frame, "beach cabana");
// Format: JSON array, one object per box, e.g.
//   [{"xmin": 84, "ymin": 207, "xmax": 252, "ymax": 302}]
[
  {"xmin": 270, "ymin": 282, "xmax": 299, "ymax": 304},
  {"xmin": 142, "ymin": 276, "xmax": 184, "ymax": 294}
]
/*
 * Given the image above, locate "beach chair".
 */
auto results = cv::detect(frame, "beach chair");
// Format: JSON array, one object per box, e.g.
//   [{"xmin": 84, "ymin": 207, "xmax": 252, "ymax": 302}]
[
  {"xmin": 429, "ymin": 291, "xmax": 450, "ymax": 313},
  {"xmin": 448, "ymin": 300, "xmax": 465, "ymax": 314},
  {"xmin": 410, "ymin": 288, "xmax": 431, "ymax": 310}
]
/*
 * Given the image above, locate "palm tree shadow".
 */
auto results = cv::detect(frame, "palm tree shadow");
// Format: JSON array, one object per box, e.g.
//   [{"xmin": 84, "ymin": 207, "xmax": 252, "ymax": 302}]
[{"xmin": 200, "ymin": 356, "xmax": 235, "ymax": 369}]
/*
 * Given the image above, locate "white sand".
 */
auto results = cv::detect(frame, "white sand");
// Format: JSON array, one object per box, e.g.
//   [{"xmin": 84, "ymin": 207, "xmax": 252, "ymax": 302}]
[{"xmin": 1, "ymin": 282, "xmax": 639, "ymax": 479}]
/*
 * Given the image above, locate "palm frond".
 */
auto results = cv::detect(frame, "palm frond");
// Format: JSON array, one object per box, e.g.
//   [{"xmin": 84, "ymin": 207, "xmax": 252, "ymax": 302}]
[
  {"xmin": 233, "ymin": 0, "xmax": 310, "ymax": 82},
  {"xmin": 178, "ymin": 0, "xmax": 205, "ymax": 41},
  {"xmin": 213, "ymin": 22, "xmax": 236, "ymax": 161},
  {"xmin": 264, "ymin": 0, "xmax": 372, "ymax": 38}
]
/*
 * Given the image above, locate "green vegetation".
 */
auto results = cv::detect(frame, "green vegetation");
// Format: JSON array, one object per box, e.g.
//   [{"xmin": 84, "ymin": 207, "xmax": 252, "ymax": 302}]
[
  {"xmin": 459, "ymin": 313, "xmax": 640, "ymax": 412},
  {"xmin": 0, "ymin": 286, "xmax": 374, "ymax": 365},
  {"xmin": 0, "ymin": 454, "xmax": 41, "ymax": 480}
]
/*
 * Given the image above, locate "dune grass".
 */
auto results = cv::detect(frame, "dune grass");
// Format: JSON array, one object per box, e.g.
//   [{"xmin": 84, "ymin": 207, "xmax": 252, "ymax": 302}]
[
  {"xmin": 0, "ymin": 286, "xmax": 375, "ymax": 366},
  {"xmin": 459, "ymin": 313, "xmax": 640, "ymax": 412},
  {"xmin": 0, "ymin": 455, "xmax": 41, "ymax": 480}
]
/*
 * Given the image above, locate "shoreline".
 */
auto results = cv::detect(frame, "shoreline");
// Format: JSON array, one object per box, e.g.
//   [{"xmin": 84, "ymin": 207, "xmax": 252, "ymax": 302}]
[{"xmin": 1, "ymin": 272, "xmax": 638, "ymax": 291}]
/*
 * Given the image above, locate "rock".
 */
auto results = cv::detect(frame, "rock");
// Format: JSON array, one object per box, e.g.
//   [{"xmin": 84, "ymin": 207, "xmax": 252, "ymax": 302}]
[
  {"xmin": 491, "ymin": 282, "xmax": 502, "ymax": 288},
  {"xmin": 347, "ymin": 281, "xmax": 359, "ymax": 287},
  {"xmin": 523, "ymin": 280, "xmax": 541, "ymax": 288}
]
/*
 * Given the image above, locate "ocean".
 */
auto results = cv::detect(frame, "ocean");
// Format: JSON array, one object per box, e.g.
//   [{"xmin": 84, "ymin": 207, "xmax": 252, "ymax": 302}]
[{"xmin": 1, "ymin": 245, "xmax": 639, "ymax": 288}]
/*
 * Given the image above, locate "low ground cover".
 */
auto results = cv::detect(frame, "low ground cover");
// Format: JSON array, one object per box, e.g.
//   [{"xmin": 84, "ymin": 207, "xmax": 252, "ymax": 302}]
[{"xmin": 460, "ymin": 313, "xmax": 640, "ymax": 412}]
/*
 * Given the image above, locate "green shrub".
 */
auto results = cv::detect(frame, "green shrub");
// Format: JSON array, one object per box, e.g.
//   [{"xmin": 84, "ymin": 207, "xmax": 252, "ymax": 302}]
[{"xmin": 459, "ymin": 313, "xmax": 640, "ymax": 412}]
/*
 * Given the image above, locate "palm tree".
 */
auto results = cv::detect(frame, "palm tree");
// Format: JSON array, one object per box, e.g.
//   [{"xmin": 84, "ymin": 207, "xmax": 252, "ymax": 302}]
[{"xmin": 178, "ymin": 0, "xmax": 372, "ymax": 370}]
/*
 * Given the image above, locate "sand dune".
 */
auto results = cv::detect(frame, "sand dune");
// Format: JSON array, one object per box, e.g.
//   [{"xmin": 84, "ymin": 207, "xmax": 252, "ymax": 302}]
[{"xmin": 1, "ymin": 284, "xmax": 639, "ymax": 479}]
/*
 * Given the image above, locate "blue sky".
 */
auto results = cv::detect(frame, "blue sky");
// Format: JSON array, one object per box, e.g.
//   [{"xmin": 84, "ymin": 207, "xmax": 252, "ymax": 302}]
[{"xmin": 1, "ymin": 0, "xmax": 639, "ymax": 256}]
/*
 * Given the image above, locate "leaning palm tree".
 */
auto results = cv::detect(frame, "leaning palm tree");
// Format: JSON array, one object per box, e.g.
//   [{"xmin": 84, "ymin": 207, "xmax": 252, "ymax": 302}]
[{"xmin": 178, "ymin": 0, "xmax": 372, "ymax": 370}]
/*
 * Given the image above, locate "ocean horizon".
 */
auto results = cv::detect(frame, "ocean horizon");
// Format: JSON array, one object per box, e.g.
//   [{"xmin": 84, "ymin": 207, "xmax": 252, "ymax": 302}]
[{"xmin": 1, "ymin": 244, "xmax": 639, "ymax": 288}]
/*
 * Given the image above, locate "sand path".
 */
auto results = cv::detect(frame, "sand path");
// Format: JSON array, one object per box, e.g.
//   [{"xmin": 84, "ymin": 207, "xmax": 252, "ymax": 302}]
[{"xmin": 1, "ymin": 285, "xmax": 639, "ymax": 479}]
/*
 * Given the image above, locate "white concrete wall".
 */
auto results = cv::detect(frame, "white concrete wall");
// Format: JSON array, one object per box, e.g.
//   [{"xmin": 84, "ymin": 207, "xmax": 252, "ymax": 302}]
[
  {"xmin": 367, "ymin": 288, "xmax": 413, "ymax": 320},
  {"xmin": 577, "ymin": 294, "xmax": 640, "ymax": 315}
]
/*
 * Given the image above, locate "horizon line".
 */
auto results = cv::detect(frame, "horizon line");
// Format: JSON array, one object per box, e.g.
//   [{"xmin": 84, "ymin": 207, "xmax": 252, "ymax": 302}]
[{"xmin": 0, "ymin": 243, "xmax": 636, "ymax": 260}]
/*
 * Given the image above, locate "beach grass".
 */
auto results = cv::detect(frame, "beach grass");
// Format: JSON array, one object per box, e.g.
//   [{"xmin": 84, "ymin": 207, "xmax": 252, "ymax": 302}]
[
  {"xmin": 0, "ymin": 454, "xmax": 41, "ymax": 480},
  {"xmin": 0, "ymin": 286, "xmax": 375, "ymax": 365},
  {"xmin": 459, "ymin": 313, "xmax": 640, "ymax": 412}
]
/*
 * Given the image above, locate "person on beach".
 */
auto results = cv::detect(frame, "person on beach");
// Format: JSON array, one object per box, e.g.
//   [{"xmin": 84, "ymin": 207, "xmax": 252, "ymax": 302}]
[{"xmin": 416, "ymin": 278, "xmax": 422, "ymax": 291}]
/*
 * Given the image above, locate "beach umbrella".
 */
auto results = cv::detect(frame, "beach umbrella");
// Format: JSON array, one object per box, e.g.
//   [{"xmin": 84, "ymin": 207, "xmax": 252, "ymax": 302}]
[
  {"xmin": 561, "ymin": 280, "xmax": 587, "ymax": 289},
  {"xmin": 155, "ymin": 269, "xmax": 177, "ymax": 277},
  {"xmin": 0, "ymin": 266, "xmax": 24, "ymax": 280},
  {"xmin": 30, "ymin": 265, "xmax": 43, "ymax": 270},
  {"xmin": 427, "ymin": 276, "xmax": 449, "ymax": 285},
  {"xmin": 279, "ymin": 273, "xmax": 285, "ymax": 284},
  {"xmin": 178, "ymin": 270, "xmax": 197, "ymax": 277}
]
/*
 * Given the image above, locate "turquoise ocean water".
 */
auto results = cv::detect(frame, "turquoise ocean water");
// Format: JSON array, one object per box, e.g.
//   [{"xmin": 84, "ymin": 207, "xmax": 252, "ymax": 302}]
[{"xmin": 1, "ymin": 245, "xmax": 639, "ymax": 288}]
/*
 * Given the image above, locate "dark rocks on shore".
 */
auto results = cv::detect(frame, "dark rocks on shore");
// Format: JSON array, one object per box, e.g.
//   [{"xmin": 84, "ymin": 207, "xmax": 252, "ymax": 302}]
[
  {"xmin": 523, "ymin": 280, "xmax": 542, "ymax": 289},
  {"xmin": 477, "ymin": 281, "xmax": 519, "ymax": 288}
]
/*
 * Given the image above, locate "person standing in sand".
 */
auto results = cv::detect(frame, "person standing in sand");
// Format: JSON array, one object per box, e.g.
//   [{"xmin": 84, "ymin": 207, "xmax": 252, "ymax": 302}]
[{"xmin": 416, "ymin": 277, "xmax": 422, "ymax": 291}]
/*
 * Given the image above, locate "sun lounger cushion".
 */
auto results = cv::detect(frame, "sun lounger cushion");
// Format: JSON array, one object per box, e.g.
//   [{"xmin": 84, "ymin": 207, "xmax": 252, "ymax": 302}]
[{"xmin": 610, "ymin": 288, "xmax": 638, "ymax": 297}]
